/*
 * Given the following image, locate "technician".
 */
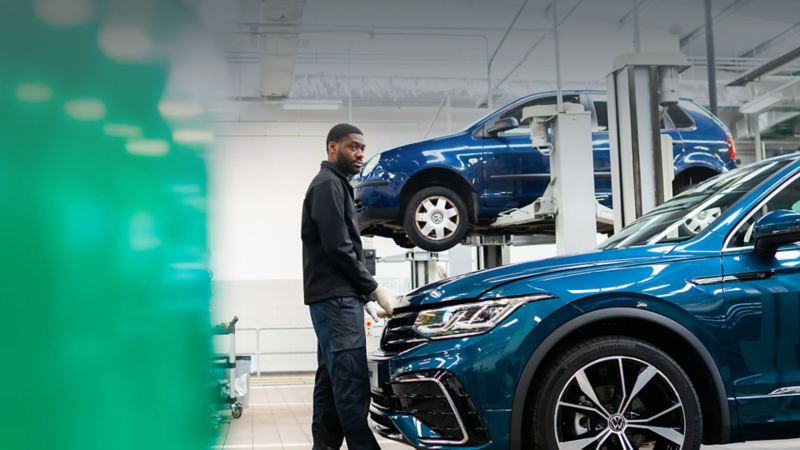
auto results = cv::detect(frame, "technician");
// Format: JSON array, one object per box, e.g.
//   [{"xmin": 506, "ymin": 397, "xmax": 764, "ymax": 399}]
[{"xmin": 301, "ymin": 123, "xmax": 396, "ymax": 450}]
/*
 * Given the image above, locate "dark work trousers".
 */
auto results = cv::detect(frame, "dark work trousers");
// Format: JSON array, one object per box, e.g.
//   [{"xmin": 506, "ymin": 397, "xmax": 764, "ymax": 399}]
[{"xmin": 309, "ymin": 297, "xmax": 380, "ymax": 450}]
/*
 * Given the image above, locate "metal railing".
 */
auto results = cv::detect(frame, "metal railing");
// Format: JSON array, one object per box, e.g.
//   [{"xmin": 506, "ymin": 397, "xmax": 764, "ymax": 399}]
[{"xmin": 237, "ymin": 326, "xmax": 315, "ymax": 376}]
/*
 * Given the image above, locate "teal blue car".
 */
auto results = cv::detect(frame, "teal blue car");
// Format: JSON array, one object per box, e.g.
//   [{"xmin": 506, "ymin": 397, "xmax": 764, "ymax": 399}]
[{"xmin": 369, "ymin": 153, "xmax": 800, "ymax": 450}]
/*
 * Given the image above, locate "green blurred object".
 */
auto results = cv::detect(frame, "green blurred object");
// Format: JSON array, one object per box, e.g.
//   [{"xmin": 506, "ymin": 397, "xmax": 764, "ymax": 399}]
[{"xmin": 0, "ymin": 1, "xmax": 214, "ymax": 449}]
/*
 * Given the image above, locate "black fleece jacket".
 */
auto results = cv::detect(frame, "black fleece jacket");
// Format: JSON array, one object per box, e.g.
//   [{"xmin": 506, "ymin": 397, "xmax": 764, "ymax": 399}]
[{"xmin": 301, "ymin": 161, "xmax": 378, "ymax": 304}]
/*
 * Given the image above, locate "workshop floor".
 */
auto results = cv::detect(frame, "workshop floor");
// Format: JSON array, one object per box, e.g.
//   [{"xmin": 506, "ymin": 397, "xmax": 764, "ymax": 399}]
[{"xmin": 215, "ymin": 376, "xmax": 800, "ymax": 450}]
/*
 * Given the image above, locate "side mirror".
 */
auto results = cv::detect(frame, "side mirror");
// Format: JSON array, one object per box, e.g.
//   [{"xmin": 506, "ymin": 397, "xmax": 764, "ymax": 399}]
[
  {"xmin": 486, "ymin": 117, "xmax": 519, "ymax": 136},
  {"xmin": 753, "ymin": 209, "xmax": 800, "ymax": 259}
]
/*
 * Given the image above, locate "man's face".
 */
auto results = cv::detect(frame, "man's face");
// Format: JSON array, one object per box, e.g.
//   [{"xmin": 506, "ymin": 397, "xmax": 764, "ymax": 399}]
[{"xmin": 330, "ymin": 133, "xmax": 366, "ymax": 175}]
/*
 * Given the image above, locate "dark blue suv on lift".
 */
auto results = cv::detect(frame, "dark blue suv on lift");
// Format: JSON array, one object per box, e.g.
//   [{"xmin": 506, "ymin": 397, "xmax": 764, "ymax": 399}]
[
  {"xmin": 368, "ymin": 153, "xmax": 800, "ymax": 450},
  {"xmin": 353, "ymin": 90, "xmax": 737, "ymax": 251}
]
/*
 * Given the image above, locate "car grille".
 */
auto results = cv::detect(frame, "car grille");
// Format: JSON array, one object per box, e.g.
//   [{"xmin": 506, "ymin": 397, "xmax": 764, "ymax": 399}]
[{"xmin": 380, "ymin": 312, "xmax": 427, "ymax": 354}]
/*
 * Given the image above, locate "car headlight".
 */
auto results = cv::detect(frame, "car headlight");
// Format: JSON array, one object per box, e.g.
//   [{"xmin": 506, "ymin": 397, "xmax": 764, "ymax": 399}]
[
  {"xmin": 362, "ymin": 153, "xmax": 382, "ymax": 176},
  {"xmin": 413, "ymin": 294, "xmax": 554, "ymax": 340}
]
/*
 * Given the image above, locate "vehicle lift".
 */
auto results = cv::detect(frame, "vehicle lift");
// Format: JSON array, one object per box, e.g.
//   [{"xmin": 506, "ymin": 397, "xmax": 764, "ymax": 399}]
[
  {"xmin": 385, "ymin": 53, "xmax": 690, "ymax": 290},
  {"xmin": 481, "ymin": 52, "xmax": 689, "ymax": 263}
]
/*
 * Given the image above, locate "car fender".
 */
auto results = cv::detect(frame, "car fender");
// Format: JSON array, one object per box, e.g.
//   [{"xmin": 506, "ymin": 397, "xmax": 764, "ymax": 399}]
[{"xmin": 676, "ymin": 152, "xmax": 728, "ymax": 176}]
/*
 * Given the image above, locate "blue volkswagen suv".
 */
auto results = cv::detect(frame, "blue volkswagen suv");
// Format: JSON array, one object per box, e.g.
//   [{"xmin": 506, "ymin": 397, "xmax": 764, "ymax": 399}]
[
  {"xmin": 354, "ymin": 90, "xmax": 737, "ymax": 251},
  {"xmin": 368, "ymin": 153, "xmax": 800, "ymax": 450}
]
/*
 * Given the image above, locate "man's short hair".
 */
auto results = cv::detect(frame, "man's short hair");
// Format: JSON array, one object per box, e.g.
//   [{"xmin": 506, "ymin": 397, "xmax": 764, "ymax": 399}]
[{"xmin": 326, "ymin": 123, "xmax": 363, "ymax": 148}]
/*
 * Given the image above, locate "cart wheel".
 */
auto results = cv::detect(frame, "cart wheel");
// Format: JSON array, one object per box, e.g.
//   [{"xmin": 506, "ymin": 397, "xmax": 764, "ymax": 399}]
[{"xmin": 231, "ymin": 403, "xmax": 243, "ymax": 419}]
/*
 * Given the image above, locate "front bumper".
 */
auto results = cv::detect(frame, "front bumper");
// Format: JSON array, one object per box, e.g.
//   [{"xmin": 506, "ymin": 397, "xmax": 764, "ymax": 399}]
[
  {"xmin": 366, "ymin": 310, "xmax": 524, "ymax": 450},
  {"xmin": 353, "ymin": 178, "xmax": 401, "ymax": 229},
  {"xmin": 369, "ymin": 369, "xmax": 490, "ymax": 447}
]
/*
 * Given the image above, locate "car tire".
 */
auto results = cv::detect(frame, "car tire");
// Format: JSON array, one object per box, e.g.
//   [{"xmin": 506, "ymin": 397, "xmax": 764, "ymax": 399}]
[
  {"xmin": 403, "ymin": 186, "xmax": 469, "ymax": 252},
  {"xmin": 530, "ymin": 336, "xmax": 702, "ymax": 450}
]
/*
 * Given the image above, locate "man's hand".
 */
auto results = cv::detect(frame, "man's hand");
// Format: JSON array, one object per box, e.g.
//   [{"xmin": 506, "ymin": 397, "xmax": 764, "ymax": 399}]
[
  {"xmin": 369, "ymin": 285, "xmax": 402, "ymax": 316},
  {"xmin": 364, "ymin": 301, "xmax": 387, "ymax": 321}
]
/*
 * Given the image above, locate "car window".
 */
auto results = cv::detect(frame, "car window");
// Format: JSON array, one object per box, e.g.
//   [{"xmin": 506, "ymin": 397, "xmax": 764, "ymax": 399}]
[
  {"xmin": 600, "ymin": 159, "xmax": 794, "ymax": 249},
  {"xmin": 497, "ymin": 94, "xmax": 580, "ymax": 137},
  {"xmin": 667, "ymin": 104, "xmax": 695, "ymax": 129},
  {"xmin": 594, "ymin": 101, "xmax": 608, "ymax": 131},
  {"xmin": 592, "ymin": 99, "xmax": 668, "ymax": 132},
  {"xmin": 729, "ymin": 175, "xmax": 800, "ymax": 247}
]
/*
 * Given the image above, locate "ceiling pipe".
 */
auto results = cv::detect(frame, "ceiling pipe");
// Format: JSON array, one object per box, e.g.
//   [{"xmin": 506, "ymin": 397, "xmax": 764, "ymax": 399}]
[{"xmin": 487, "ymin": 0, "xmax": 530, "ymax": 109}]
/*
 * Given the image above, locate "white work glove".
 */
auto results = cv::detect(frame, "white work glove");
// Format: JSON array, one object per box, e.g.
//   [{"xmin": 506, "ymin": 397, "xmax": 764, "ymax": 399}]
[
  {"xmin": 369, "ymin": 285, "xmax": 401, "ymax": 317},
  {"xmin": 364, "ymin": 301, "xmax": 387, "ymax": 321}
]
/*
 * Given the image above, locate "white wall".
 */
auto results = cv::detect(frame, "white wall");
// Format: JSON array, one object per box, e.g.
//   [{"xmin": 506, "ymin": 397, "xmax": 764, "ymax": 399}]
[{"xmin": 208, "ymin": 106, "xmax": 488, "ymax": 372}]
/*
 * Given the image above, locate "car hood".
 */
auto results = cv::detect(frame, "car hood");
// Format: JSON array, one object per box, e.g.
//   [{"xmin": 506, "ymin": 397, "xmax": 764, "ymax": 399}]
[
  {"xmin": 399, "ymin": 245, "xmax": 677, "ymax": 309},
  {"xmin": 353, "ymin": 132, "xmax": 469, "ymax": 182},
  {"xmin": 397, "ymin": 131, "xmax": 466, "ymax": 150}
]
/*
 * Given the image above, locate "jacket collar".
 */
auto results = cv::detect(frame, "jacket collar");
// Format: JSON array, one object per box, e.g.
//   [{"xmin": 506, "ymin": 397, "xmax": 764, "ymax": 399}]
[{"xmin": 321, "ymin": 160, "xmax": 352, "ymax": 182}]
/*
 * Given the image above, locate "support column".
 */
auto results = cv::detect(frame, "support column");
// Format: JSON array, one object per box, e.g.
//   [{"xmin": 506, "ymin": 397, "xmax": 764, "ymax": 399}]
[
  {"xmin": 704, "ymin": 0, "xmax": 719, "ymax": 115},
  {"xmin": 607, "ymin": 53, "xmax": 688, "ymax": 229},
  {"xmin": 476, "ymin": 245, "xmax": 509, "ymax": 270},
  {"xmin": 551, "ymin": 110, "xmax": 597, "ymax": 254},
  {"xmin": 408, "ymin": 251, "xmax": 439, "ymax": 290}
]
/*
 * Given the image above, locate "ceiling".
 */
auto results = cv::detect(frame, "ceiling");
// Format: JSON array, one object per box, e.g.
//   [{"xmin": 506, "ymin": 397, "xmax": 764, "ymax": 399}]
[{"xmin": 188, "ymin": 0, "xmax": 800, "ymax": 139}]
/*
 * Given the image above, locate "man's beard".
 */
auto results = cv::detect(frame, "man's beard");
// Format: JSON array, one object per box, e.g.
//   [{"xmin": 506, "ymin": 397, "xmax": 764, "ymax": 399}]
[{"xmin": 335, "ymin": 152, "xmax": 359, "ymax": 175}]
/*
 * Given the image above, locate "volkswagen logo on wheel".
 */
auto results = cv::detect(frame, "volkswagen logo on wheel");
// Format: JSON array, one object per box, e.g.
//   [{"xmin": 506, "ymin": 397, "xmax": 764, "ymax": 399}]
[{"xmin": 608, "ymin": 414, "xmax": 627, "ymax": 433}]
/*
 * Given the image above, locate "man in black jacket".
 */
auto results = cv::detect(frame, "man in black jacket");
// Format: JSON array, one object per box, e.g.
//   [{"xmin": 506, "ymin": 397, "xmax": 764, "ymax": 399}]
[{"xmin": 302, "ymin": 123, "xmax": 396, "ymax": 450}]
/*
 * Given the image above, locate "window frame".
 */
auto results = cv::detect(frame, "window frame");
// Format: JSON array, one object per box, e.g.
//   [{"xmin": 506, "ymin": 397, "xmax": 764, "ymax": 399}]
[
  {"xmin": 490, "ymin": 94, "xmax": 582, "ymax": 138},
  {"xmin": 723, "ymin": 170, "xmax": 800, "ymax": 251},
  {"xmin": 666, "ymin": 104, "xmax": 696, "ymax": 131},
  {"xmin": 587, "ymin": 95, "xmax": 676, "ymax": 133}
]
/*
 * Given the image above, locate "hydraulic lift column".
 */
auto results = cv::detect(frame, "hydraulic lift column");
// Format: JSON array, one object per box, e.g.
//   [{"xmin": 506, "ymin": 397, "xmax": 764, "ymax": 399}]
[
  {"xmin": 548, "ymin": 105, "xmax": 597, "ymax": 254},
  {"xmin": 606, "ymin": 52, "xmax": 689, "ymax": 229},
  {"xmin": 489, "ymin": 103, "xmax": 598, "ymax": 257}
]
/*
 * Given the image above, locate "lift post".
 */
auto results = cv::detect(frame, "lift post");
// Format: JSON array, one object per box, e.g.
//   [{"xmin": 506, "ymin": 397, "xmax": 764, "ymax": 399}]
[
  {"xmin": 471, "ymin": 235, "xmax": 510, "ymax": 270},
  {"xmin": 465, "ymin": 234, "xmax": 555, "ymax": 270},
  {"xmin": 407, "ymin": 251, "xmax": 439, "ymax": 290},
  {"xmin": 548, "ymin": 105, "xmax": 598, "ymax": 255},
  {"xmin": 606, "ymin": 52, "xmax": 689, "ymax": 229},
  {"xmin": 491, "ymin": 103, "xmax": 598, "ymax": 256}
]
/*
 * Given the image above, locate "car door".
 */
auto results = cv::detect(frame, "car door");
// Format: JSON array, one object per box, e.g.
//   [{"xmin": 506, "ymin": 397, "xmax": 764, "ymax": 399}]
[
  {"xmin": 588, "ymin": 95, "xmax": 685, "ymax": 207},
  {"xmin": 722, "ymin": 173, "xmax": 800, "ymax": 440},
  {"xmin": 480, "ymin": 94, "xmax": 580, "ymax": 214}
]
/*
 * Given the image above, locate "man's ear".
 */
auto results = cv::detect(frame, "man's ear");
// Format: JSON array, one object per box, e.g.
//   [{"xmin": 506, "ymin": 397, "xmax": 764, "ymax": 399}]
[{"xmin": 327, "ymin": 140, "xmax": 336, "ymax": 156}]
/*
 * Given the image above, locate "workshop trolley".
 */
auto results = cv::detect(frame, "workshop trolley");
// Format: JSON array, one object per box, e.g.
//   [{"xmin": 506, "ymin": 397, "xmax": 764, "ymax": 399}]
[{"xmin": 211, "ymin": 316, "xmax": 245, "ymax": 419}]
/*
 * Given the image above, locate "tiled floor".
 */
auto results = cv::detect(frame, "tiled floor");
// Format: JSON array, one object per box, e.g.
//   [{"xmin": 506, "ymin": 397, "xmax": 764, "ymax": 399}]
[{"xmin": 216, "ymin": 376, "xmax": 800, "ymax": 450}]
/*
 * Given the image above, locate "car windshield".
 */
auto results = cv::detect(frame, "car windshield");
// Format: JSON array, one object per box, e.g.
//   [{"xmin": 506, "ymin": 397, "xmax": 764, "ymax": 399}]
[{"xmin": 600, "ymin": 159, "xmax": 794, "ymax": 250}]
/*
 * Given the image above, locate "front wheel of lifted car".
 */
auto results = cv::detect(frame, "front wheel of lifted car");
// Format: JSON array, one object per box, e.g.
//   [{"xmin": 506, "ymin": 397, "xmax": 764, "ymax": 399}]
[
  {"xmin": 403, "ymin": 186, "xmax": 469, "ymax": 252},
  {"xmin": 530, "ymin": 337, "xmax": 702, "ymax": 450}
]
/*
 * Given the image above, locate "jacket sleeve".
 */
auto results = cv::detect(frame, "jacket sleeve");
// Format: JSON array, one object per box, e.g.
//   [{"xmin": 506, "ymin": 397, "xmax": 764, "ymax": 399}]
[{"xmin": 309, "ymin": 179, "xmax": 378, "ymax": 296}]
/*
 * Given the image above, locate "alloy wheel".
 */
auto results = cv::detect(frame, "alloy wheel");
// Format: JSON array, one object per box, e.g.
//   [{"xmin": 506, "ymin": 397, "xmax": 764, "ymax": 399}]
[{"xmin": 554, "ymin": 356, "xmax": 686, "ymax": 450}]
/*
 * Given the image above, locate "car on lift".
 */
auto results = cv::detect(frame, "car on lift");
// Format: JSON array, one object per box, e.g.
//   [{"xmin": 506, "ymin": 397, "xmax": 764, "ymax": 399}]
[
  {"xmin": 353, "ymin": 90, "xmax": 737, "ymax": 251},
  {"xmin": 368, "ymin": 153, "xmax": 800, "ymax": 450}
]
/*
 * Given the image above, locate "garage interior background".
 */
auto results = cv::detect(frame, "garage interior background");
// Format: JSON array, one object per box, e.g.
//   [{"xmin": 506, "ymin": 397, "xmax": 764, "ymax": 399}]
[{"xmin": 204, "ymin": 0, "xmax": 800, "ymax": 373}]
